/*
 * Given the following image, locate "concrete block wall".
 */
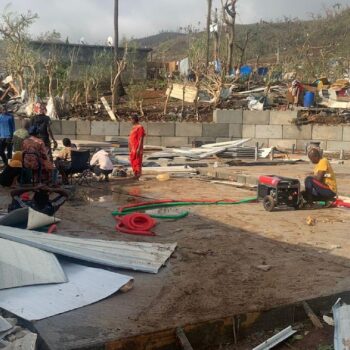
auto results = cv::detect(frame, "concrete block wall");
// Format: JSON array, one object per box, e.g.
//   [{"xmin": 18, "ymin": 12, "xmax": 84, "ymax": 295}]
[{"xmin": 15, "ymin": 110, "xmax": 350, "ymax": 151}]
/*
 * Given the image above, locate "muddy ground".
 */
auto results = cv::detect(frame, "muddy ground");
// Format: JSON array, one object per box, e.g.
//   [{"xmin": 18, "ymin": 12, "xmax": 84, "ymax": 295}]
[{"xmin": 0, "ymin": 162, "xmax": 348, "ymax": 349}]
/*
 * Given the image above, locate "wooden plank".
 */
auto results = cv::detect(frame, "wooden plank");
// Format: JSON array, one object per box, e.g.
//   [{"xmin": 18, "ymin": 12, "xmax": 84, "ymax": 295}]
[
  {"xmin": 168, "ymin": 83, "xmax": 198, "ymax": 103},
  {"xmin": 176, "ymin": 327, "xmax": 194, "ymax": 350},
  {"xmin": 101, "ymin": 97, "xmax": 117, "ymax": 121},
  {"xmin": 302, "ymin": 301, "xmax": 323, "ymax": 329}
]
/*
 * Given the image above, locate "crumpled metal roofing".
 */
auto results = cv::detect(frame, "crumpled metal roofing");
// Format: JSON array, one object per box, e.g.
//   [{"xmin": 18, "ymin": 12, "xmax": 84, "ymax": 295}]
[
  {"xmin": 0, "ymin": 226, "xmax": 177, "ymax": 273},
  {"xmin": 0, "ymin": 238, "xmax": 67, "ymax": 290}
]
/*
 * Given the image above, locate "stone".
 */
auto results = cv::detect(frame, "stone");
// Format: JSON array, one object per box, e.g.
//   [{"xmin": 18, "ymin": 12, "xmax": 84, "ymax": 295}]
[
  {"xmin": 229, "ymin": 124, "xmax": 243, "ymax": 138},
  {"xmin": 148, "ymin": 122, "xmax": 175, "ymax": 136},
  {"xmin": 61, "ymin": 121, "xmax": 76, "ymax": 135},
  {"xmin": 269, "ymin": 110, "xmax": 298, "ymax": 125},
  {"xmin": 255, "ymin": 125, "xmax": 282, "ymax": 139},
  {"xmin": 243, "ymin": 111, "xmax": 270, "ymax": 125},
  {"xmin": 268, "ymin": 139, "xmax": 297, "ymax": 149},
  {"xmin": 213, "ymin": 109, "xmax": 243, "ymax": 124},
  {"xmin": 312, "ymin": 125, "xmax": 342, "ymax": 141},
  {"xmin": 283, "ymin": 125, "xmax": 312, "ymax": 140},
  {"xmin": 161, "ymin": 137, "xmax": 189, "ymax": 147},
  {"xmin": 202, "ymin": 123, "xmax": 230, "ymax": 138},
  {"xmin": 175, "ymin": 122, "xmax": 202, "ymax": 137},
  {"xmin": 242, "ymin": 125, "xmax": 255, "ymax": 138},
  {"xmin": 76, "ymin": 120, "xmax": 91, "ymax": 135},
  {"xmin": 91, "ymin": 121, "xmax": 119, "ymax": 136}
]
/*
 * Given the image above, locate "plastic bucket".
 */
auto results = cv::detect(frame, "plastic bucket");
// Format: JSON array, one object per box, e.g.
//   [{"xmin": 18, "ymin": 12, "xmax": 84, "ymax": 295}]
[{"xmin": 304, "ymin": 91, "xmax": 315, "ymax": 108}]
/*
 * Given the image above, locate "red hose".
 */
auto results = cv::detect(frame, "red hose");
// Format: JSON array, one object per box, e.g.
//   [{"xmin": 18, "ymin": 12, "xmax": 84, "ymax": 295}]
[{"xmin": 115, "ymin": 213, "xmax": 157, "ymax": 236}]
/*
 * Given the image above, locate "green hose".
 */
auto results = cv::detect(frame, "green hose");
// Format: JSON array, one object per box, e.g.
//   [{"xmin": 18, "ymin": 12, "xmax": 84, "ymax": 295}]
[{"xmin": 112, "ymin": 197, "xmax": 257, "ymax": 217}]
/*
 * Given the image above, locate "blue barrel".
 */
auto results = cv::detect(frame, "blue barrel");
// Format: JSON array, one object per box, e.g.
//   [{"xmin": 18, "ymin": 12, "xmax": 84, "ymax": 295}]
[{"xmin": 304, "ymin": 91, "xmax": 315, "ymax": 107}]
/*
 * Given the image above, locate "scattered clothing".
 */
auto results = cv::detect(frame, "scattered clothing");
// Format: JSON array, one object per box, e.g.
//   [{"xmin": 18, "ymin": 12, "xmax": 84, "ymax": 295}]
[{"xmin": 129, "ymin": 124, "xmax": 145, "ymax": 177}]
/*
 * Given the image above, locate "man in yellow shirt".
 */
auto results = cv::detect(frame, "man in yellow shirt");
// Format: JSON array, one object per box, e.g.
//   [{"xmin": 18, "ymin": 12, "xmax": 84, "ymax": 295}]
[{"xmin": 303, "ymin": 148, "xmax": 337, "ymax": 204}]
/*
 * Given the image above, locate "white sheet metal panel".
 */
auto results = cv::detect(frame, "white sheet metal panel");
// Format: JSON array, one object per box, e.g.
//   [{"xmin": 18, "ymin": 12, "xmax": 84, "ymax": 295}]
[
  {"xmin": 0, "ymin": 226, "xmax": 177, "ymax": 273},
  {"xmin": 333, "ymin": 298, "xmax": 350, "ymax": 350},
  {"xmin": 0, "ymin": 261, "xmax": 133, "ymax": 321},
  {"xmin": 0, "ymin": 316, "xmax": 12, "ymax": 333},
  {"xmin": 0, "ymin": 238, "xmax": 67, "ymax": 290}
]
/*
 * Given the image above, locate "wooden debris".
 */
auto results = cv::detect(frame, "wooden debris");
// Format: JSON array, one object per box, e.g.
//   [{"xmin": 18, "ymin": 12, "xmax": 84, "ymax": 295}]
[
  {"xmin": 100, "ymin": 97, "xmax": 117, "ymax": 121},
  {"xmin": 302, "ymin": 301, "xmax": 323, "ymax": 329},
  {"xmin": 176, "ymin": 327, "xmax": 193, "ymax": 350}
]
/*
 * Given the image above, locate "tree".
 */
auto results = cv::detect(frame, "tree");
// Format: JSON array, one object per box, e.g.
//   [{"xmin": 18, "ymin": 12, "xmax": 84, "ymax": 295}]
[
  {"xmin": 0, "ymin": 8, "xmax": 38, "ymax": 91},
  {"xmin": 206, "ymin": 0, "xmax": 212, "ymax": 69},
  {"xmin": 222, "ymin": 0, "xmax": 237, "ymax": 74}
]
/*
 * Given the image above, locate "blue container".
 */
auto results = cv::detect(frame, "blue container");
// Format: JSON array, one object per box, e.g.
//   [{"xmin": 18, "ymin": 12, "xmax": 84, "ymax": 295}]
[
  {"xmin": 304, "ymin": 91, "xmax": 315, "ymax": 108},
  {"xmin": 240, "ymin": 65, "xmax": 253, "ymax": 76}
]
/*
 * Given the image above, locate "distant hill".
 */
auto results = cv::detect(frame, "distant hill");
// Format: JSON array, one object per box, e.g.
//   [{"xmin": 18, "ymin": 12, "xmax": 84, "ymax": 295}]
[{"xmin": 133, "ymin": 7, "xmax": 350, "ymax": 67}]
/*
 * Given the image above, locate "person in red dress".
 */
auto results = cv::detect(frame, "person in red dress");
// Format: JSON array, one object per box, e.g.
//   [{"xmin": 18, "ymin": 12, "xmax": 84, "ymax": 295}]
[{"xmin": 129, "ymin": 115, "xmax": 145, "ymax": 179}]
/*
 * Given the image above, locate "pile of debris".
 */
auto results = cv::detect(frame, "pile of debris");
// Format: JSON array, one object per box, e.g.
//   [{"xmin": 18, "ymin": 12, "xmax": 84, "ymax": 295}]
[
  {"xmin": 296, "ymin": 109, "xmax": 350, "ymax": 126},
  {"xmin": 0, "ymin": 311, "xmax": 37, "ymax": 349}
]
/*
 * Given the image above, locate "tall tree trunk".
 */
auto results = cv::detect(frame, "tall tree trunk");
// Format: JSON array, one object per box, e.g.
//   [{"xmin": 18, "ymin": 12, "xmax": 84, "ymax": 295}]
[{"xmin": 206, "ymin": 0, "xmax": 212, "ymax": 69}]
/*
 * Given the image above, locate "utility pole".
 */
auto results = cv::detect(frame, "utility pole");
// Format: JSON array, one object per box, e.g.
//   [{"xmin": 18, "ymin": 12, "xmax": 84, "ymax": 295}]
[
  {"xmin": 114, "ymin": 0, "xmax": 119, "ymax": 59},
  {"xmin": 206, "ymin": 0, "xmax": 212, "ymax": 69}
]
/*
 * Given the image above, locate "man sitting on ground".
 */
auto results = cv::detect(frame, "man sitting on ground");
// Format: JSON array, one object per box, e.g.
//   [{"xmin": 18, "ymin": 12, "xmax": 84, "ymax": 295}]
[
  {"xmin": 8, "ymin": 185, "xmax": 69, "ymax": 216},
  {"xmin": 55, "ymin": 138, "xmax": 77, "ymax": 185},
  {"xmin": 303, "ymin": 148, "xmax": 337, "ymax": 205},
  {"xmin": 90, "ymin": 149, "xmax": 114, "ymax": 182}
]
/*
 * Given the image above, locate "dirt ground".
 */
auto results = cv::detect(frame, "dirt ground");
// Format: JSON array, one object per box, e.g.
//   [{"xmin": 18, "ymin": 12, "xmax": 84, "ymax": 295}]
[{"xmin": 1, "ymin": 163, "xmax": 349, "ymax": 349}]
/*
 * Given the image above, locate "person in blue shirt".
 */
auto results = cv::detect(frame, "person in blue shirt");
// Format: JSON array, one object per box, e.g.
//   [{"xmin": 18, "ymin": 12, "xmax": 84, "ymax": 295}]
[{"xmin": 0, "ymin": 104, "xmax": 15, "ymax": 165}]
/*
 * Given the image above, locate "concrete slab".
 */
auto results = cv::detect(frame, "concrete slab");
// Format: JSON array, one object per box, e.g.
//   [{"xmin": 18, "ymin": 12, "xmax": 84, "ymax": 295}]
[
  {"xmin": 91, "ymin": 121, "xmax": 119, "ymax": 136},
  {"xmin": 32, "ymin": 173, "xmax": 350, "ymax": 350},
  {"xmin": 312, "ymin": 125, "xmax": 343, "ymax": 141},
  {"xmin": 161, "ymin": 137, "xmax": 189, "ymax": 147},
  {"xmin": 148, "ymin": 122, "xmax": 175, "ymax": 137},
  {"xmin": 51, "ymin": 120, "xmax": 62, "ymax": 135},
  {"xmin": 269, "ymin": 110, "xmax": 298, "ymax": 125},
  {"xmin": 269, "ymin": 139, "xmax": 297, "ymax": 149},
  {"xmin": 242, "ymin": 125, "xmax": 255, "ymax": 138},
  {"xmin": 76, "ymin": 120, "xmax": 91, "ymax": 135},
  {"xmin": 283, "ymin": 125, "xmax": 312, "ymax": 140}
]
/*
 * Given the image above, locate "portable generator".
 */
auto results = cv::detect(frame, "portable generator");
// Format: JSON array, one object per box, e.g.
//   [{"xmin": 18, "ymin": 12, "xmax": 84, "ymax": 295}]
[{"xmin": 257, "ymin": 175, "xmax": 301, "ymax": 212}]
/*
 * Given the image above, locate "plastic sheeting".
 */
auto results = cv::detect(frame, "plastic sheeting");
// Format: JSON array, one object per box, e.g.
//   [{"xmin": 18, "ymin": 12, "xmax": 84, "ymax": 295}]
[
  {"xmin": 333, "ymin": 298, "xmax": 350, "ymax": 350},
  {"xmin": 0, "ymin": 261, "xmax": 133, "ymax": 321}
]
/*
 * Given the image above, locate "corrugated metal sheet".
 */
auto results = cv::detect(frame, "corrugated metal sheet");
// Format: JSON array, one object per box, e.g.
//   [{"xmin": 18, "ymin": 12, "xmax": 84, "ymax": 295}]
[
  {"xmin": 0, "ymin": 261, "xmax": 133, "ymax": 321},
  {"xmin": 0, "ymin": 238, "xmax": 67, "ymax": 290},
  {"xmin": 0, "ymin": 316, "xmax": 12, "ymax": 333},
  {"xmin": 333, "ymin": 298, "xmax": 350, "ymax": 350},
  {"xmin": 0, "ymin": 226, "xmax": 177, "ymax": 273}
]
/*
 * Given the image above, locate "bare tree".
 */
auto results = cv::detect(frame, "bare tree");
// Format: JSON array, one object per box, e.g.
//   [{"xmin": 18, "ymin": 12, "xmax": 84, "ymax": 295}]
[
  {"xmin": 111, "ymin": 46, "xmax": 128, "ymax": 114},
  {"xmin": 0, "ymin": 8, "xmax": 38, "ymax": 90},
  {"xmin": 213, "ymin": 8, "xmax": 220, "ymax": 62},
  {"xmin": 222, "ymin": 0, "xmax": 237, "ymax": 74},
  {"xmin": 206, "ymin": 0, "xmax": 212, "ymax": 69},
  {"xmin": 235, "ymin": 29, "xmax": 255, "ymax": 66}
]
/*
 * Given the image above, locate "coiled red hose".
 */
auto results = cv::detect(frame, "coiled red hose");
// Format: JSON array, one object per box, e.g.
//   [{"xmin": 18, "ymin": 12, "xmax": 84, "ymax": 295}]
[{"xmin": 115, "ymin": 213, "xmax": 157, "ymax": 236}]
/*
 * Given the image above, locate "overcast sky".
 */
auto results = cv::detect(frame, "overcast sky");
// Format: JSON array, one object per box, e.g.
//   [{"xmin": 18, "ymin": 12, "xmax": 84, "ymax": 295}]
[{"xmin": 1, "ymin": 0, "xmax": 349, "ymax": 44}]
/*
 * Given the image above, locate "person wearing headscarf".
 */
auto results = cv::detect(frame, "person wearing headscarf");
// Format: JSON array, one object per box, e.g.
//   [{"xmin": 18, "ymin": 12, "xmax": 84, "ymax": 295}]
[
  {"xmin": 31, "ymin": 102, "xmax": 57, "ymax": 160},
  {"xmin": 128, "ymin": 115, "xmax": 145, "ymax": 179}
]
